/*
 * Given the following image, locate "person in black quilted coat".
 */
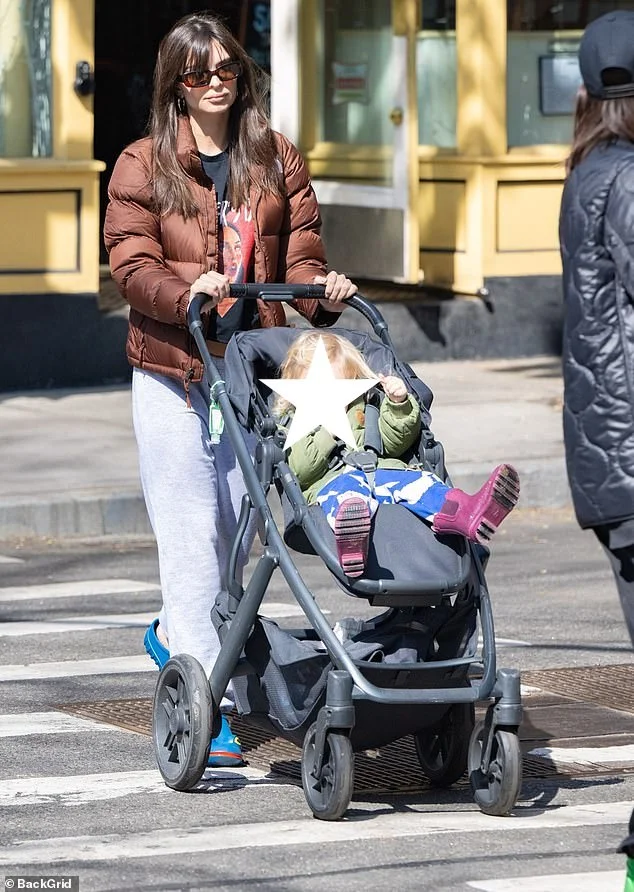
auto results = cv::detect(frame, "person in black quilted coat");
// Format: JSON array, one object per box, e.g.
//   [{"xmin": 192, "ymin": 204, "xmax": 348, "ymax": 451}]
[{"xmin": 559, "ymin": 11, "xmax": 634, "ymax": 646}]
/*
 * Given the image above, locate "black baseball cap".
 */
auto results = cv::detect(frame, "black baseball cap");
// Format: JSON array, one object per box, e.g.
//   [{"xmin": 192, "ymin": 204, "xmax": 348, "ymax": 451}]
[{"xmin": 579, "ymin": 10, "xmax": 634, "ymax": 100}]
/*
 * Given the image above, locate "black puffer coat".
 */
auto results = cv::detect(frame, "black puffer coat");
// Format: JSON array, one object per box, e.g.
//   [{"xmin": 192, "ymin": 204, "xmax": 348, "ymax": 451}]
[{"xmin": 560, "ymin": 139, "xmax": 634, "ymax": 529}]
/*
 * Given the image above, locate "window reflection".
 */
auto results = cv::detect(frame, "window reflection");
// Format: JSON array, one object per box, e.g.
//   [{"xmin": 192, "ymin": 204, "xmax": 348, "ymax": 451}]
[
  {"xmin": 418, "ymin": 1, "xmax": 457, "ymax": 147},
  {"xmin": 0, "ymin": 0, "xmax": 52, "ymax": 158},
  {"xmin": 508, "ymin": 2, "xmax": 634, "ymax": 146},
  {"xmin": 508, "ymin": 0, "xmax": 634, "ymax": 31},
  {"xmin": 320, "ymin": 0, "xmax": 393, "ymax": 152}
]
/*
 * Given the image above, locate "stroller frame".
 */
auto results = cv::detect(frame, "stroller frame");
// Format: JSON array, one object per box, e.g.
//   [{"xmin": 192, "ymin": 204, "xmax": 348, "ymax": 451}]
[{"xmin": 151, "ymin": 285, "xmax": 523, "ymax": 821}]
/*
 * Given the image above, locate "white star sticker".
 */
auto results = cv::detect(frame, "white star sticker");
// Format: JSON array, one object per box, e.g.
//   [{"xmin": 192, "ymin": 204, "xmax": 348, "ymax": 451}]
[{"xmin": 261, "ymin": 336, "xmax": 378, "ymax": 449}]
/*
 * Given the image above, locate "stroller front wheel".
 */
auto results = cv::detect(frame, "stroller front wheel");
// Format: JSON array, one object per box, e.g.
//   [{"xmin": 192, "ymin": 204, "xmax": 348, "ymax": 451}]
[
  {"xmin": 468, "ymin": 722, "xmax": 522, "ymax": 816},
  {"xmin": 301, "ymin": 722, "xmax": 354, "ymax": 821},
  {"xmin": 152, "ymin": 654, "xmax": 213, "ymax": 791}
]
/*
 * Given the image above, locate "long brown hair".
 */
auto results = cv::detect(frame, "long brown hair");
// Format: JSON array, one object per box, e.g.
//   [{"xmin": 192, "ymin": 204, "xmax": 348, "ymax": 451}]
[
  {"xmin": 567, "ymin": 84, "xmax": 634, "ymax": 173},
  {"xmin": 148, "ymin": 13, "xmax": 283, "ymax": 217}
]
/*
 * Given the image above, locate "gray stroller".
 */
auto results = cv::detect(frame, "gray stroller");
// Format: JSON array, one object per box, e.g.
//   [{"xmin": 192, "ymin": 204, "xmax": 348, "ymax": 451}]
[{"xmin": 150, "ymin": 285, "xmax": 523, "ymax": 821}]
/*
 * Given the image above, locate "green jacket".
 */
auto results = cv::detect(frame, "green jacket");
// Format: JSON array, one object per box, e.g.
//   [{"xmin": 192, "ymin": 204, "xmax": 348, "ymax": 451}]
[{"xmin": 287, "ymin": 394, "xmax": 421, "ymax": 503}]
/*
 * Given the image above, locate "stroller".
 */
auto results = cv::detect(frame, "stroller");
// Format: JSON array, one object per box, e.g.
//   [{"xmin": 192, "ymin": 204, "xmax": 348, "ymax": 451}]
[{"xmin": 151, "ymin": 284, "xmax": 523, "ymax": 821}]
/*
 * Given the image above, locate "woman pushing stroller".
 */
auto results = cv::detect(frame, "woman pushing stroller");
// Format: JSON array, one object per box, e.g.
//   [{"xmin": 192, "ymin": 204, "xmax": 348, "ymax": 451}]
[
  {"xmin": 103, "ymin": 11, "xmax": 356, "ymax": 767},
  {"xmin": 275, "ymin": 331, "xmax": 521, "ymax": 578}
]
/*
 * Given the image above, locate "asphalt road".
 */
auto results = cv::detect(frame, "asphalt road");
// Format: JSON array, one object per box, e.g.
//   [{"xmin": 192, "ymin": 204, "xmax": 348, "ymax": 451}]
[{"xmin": 1, "ymin": 506, "xmax": 633, "ymax": 891}]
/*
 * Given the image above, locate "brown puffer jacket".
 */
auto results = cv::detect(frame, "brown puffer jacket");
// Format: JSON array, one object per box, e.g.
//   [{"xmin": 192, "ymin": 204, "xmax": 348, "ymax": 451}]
[{"xmin": 103, "ymin": 118, "xmax": 337, "ymax": 383}]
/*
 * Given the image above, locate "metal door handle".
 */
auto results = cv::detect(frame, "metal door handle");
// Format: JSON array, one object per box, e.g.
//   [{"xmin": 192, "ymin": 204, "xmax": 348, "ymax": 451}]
[{"xmin": 389, "ymin": 107, "xmax": 403, "ymax": 126}]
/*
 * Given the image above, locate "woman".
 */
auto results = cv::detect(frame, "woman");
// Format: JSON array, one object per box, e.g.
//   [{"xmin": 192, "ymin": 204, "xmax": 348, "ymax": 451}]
[
  {"xmin": 103, "ymin": 12, "xmax": 356, "ymax": 766},
  {"xmin": 559, "ymin": 10, "xmax": 634, "ymax": 647}
]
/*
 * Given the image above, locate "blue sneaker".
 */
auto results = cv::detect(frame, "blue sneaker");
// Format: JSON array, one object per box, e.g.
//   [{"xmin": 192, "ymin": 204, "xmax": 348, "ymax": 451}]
[
  {"xmin": 207, "ymin": 715, "xmax": 244, "ymax": 768},
  {"xmin": 144, "ymin": 619, "xmax": 169, "ymax": 669},
  {"xmin": 144, "ymin": 619, "xmax": 244, "ymax": 767}
]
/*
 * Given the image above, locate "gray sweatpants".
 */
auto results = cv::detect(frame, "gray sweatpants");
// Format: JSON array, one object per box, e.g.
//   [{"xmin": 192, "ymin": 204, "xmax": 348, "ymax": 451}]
[{"xmin": 132, "ymin": 366, "xmax": 257, "ymax": 700}]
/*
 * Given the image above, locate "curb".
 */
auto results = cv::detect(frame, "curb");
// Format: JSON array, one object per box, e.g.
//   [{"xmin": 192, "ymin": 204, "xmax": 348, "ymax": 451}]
[
  {"xmin": 0, "ymin": 492, "xmax": 152, "ymax": 539},
  {"xmin": 0, "ymin": 458, "xmax": 571, "ymax": 540}
]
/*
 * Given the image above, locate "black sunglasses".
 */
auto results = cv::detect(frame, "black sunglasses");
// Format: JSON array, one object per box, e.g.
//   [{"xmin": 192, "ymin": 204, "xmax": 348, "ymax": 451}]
[{"xmin": 178, "ymin": 61, "xmax": 242, "ymax": 88}]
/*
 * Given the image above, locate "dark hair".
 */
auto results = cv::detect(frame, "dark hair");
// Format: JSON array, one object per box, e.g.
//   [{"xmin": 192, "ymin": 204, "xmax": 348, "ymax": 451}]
[
  {"xmin": 148, "ymin": 12, "xmax": 283, "ymax": 217},
  {"xmin": 567, "ymin": 81, "xmax": 634, "ymax": 173}
]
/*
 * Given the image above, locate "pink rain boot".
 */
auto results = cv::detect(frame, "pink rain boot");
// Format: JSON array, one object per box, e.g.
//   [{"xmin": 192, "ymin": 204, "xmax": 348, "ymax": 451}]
[
  {"xmin": 334, "ymin": 497, "xmax": 372, "ymax": 578},
  {"xmin": 431, "ymin": 464, "xmax": 520, "ymax": 543}
]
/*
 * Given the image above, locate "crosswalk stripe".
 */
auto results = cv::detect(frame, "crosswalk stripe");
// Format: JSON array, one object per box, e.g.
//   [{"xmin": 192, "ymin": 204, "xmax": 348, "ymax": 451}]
[
  {"xmin": 0, "ymin": 800, "xmax": 631, "ymax": 866},
  {"xmin": 0, "ymin": 655, "xmax": 153, "ymax": 681},
  {"xmin": 0, "ymin": 578, "xmax": 160, "ymax": 602},
  {"xmin": 0, "ymin": 611, "xmax": 158, "ymax": 636},
  {"xmin": 529, "ymin": 743, "xmax": 634, "ymax": 766},
  {"xmin": 0, "ymin": 767, "xmax": 283, "ymax": 807},
  {"xmin": 0, "ymin": 602, "xmax": 312, "ymax": 637},
  {"xmin": 467, "ymin": 871, "xmax": 624, "ymax": 891},
  {"xmin": 0, "ymin": 554, "xmax": 24, "ymax": 564},
  {"xmin": 0, "ymin": 712, "xmax": 108, "ymax": 737}
]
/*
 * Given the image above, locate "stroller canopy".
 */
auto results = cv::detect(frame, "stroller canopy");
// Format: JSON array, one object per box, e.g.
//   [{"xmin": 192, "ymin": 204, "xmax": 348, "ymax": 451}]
[{"xmin": 223, "ymin": 326, "xmax": 433, "ymax": 428}]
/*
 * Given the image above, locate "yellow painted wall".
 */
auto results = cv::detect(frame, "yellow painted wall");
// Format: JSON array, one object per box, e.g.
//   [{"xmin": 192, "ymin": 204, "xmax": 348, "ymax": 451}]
[
  {"xmin": 0, "ymin": 0, "xmax": 102, "ymax": 296},
  {"xmin": 0, "ymin": 159, "xmax": 103, "ymax": 293},
  {"xmin": 417, "ymin": 154, "xmax": 566, "ymax": 291}
]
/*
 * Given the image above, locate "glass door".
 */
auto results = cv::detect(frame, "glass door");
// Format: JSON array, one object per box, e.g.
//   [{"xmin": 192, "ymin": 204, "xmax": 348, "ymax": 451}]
[{"xmin": 308, "ymin": 0, "xmax": 418, "ymax": 281}]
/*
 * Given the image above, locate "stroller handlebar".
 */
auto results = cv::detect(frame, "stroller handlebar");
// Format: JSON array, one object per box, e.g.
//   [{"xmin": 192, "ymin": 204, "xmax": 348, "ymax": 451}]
[{"xmin": 186, "ymin": 286, "xmax": 391, "ymax": 343}]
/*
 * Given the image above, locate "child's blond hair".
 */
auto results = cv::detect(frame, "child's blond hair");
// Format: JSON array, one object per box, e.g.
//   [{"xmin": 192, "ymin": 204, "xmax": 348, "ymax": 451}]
[{"xmin": 274, "ymin": 331, "xmax": 376, "ymax": 415}]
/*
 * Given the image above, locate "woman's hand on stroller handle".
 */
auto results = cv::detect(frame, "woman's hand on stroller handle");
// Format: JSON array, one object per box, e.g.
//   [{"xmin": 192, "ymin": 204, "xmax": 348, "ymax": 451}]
[
  {"xmin": 314, "ymin": 270, "xmax": 358, "ymax": 313},
  {"xmin": 186, "ymin": 284, "xmax": 390, "ymax": 342},
  {"xmin": 187, "ymin": 271, "xmax": 230, "ymax": 311}
]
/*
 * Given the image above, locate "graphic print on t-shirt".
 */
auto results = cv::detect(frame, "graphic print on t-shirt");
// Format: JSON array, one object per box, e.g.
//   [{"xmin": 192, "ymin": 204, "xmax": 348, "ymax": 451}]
[
  {"xmin": 218, "ymin": 201, "xmax": 255, "ymax": 299},
  {"xmin": 213, "ymin": 201, "xmax": 258, "ymax": 341}
]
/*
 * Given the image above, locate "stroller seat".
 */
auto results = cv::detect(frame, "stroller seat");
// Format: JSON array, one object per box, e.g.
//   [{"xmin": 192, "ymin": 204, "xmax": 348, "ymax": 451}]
[
  {"xmin": 282, "ymin": 497, "xmax": 472, "ymax": 606},
  {"xmin": 225, "ymin": 324, "xmax": 471, "ymax": 606}
]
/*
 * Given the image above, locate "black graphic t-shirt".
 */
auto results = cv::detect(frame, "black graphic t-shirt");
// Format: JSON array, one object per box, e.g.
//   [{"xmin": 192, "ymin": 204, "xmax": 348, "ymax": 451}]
[{"xmin": 199, "ymin": 150, "xmax": 259, "ymax": 342}]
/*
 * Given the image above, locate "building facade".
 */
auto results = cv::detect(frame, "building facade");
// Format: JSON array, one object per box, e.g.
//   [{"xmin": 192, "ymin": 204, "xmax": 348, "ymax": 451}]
[
  {"xmin": 0, "ymin": 0, "xmax": 270, "ymax": 299},
  {"xmin": 272, "ymin": 0, "xmax": 634, "ymax": 296},
  {"xmin": 2, "ymin": 1, "xmax": 633, "ymax": 332}
]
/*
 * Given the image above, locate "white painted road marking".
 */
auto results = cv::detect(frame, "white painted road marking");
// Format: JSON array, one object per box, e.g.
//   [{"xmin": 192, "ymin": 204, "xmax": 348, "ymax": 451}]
[
  {"xmin": 0, "ymin": 611, "xmax": 158, "ymax": 636},
  {"xmin": 477, "ymin": 636, "xmax": 532, "ymax": 648},
  {"xmin": 529, "ymin": 743, "xmax": 634, "ymax": 766},
  {"xmin": 467, "ymin": 871, "xmax": 624, "ymax": 891},
  {"xmin": 0, "ymin": 554, "xmax": 24, "ymax": 564},
  {"xmin": 0, "ymin": 712, "xmax": 107, "ymax": 737},
  {"xmin": 0, "ymin": 578, "xmax": 160, "ymax": 602},
  {"xmin": 0, "ymin": 603, "xmax": 311, "ymax": 636},
  {"xmin": 0, "ymin": 800, "xmax": 631, "ymax": 866},
  {"xmin": 0, "ymin": 654, "xmax": 153, "ymax": 681},
  {"xmin": 0, "ymin": 766, "xmax": 286, "ymax": 808}
]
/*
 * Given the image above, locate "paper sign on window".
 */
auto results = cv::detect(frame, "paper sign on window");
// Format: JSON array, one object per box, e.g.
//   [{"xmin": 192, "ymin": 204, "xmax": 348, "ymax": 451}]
[{"xmin": 332, "ymin": 61, "xmax": 369, "ymax": 105}]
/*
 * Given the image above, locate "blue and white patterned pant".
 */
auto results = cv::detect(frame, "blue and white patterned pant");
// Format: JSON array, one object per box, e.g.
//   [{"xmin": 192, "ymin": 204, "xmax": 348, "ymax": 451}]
[{"xmin": 315, "ymin": 467, "xmax": 450, "ymax": 530}]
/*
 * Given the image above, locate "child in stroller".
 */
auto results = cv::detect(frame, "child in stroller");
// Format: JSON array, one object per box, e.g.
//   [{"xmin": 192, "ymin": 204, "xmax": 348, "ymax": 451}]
[{"xmin": 275, "ymin": 330, "xmax": 520, "ymax": 578}]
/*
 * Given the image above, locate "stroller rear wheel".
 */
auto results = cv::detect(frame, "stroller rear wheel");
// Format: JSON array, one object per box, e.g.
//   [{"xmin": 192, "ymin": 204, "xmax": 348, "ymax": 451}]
[
  {"xmin": 414, "ymin": 702, "xmax": 474, "ymax": 787},
  {"xmin": 153, "ymin": 654, "xmax": 213, "ymax": 791},
  {"xmin": 301, "ymin": 722, "xmax": 354, "ymax": 821},
  {"xmin": 468, "ymin": 721, "xmax": 522, "ymax": 816}
]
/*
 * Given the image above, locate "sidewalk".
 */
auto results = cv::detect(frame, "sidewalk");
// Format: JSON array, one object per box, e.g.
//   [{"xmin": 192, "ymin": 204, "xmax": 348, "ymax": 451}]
[{"xmin": 0, "ymin": 355, "xmax": 569, "ymax": 539}]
